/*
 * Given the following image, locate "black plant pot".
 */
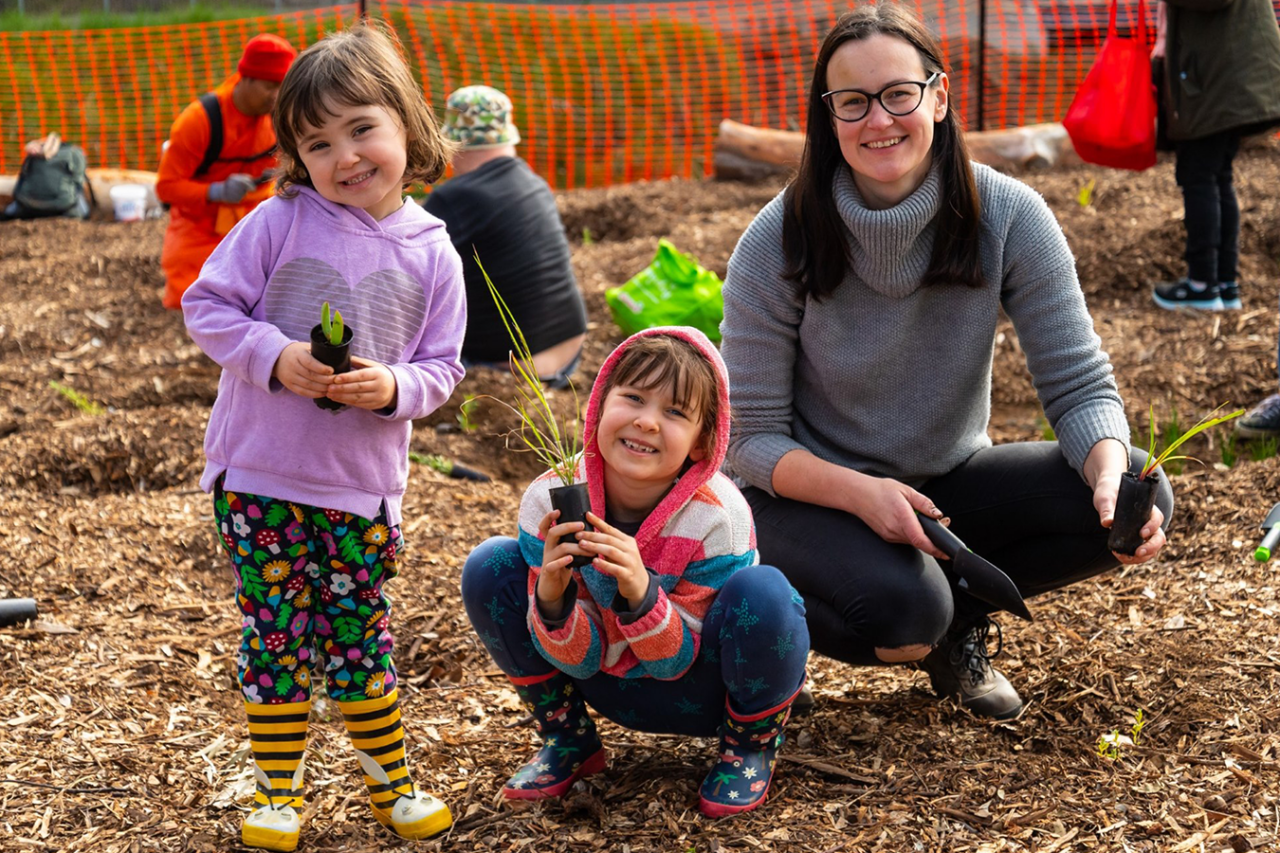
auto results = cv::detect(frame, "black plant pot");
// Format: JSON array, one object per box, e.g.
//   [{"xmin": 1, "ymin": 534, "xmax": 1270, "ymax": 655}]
[
  {"xmin": 310, "ymin": 323, "xmax": 353, "ymax": 411},
  {"xmin": 549, "ymin": 481, "xmax": 594, "ymax": 569},
  {"xmin": 0, "ymin": 597, "xmax": 38, "ymax": 628},
  {"xmin": 1108, "ymin": 470, "xmax": 1159, "ymax": 556}
]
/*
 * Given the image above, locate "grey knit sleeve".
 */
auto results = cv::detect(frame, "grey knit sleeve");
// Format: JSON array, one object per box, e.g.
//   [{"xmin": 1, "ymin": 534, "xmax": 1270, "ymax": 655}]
[
  {"xmin": 719, "ymin": 195, "xmax": 808, "ymax": 494},
  {"xmin": 994, "ymin": 173, "xmax": 1131, "ymax": 473}
]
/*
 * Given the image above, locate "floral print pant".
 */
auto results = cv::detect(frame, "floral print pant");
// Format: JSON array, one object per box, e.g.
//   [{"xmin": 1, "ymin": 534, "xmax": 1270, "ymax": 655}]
[{"xmin": 214, "ymin": 479, "xmax": 402, "ymax": 704}]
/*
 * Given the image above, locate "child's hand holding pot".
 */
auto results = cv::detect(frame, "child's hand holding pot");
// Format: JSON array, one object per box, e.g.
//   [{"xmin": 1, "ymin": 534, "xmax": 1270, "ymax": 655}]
[
  {"xmin": 537, "ymin": 510, "xmax": 585, "ymax": 605},
  {"xmin": 578, "ymin": 512, "xmax": 649, "ymax": 609},
  {"xmin": 327, "ymin": 356, "xmax": 397, "ymax": 410},
  {"xmin": 273, "ymin": 341, "xmax": 334, "ymax": 398}
]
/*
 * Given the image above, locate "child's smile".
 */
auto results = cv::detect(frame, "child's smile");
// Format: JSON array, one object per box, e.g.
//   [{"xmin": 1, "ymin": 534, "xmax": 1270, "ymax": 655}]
[
  {"xmin": 597, "ymin": 382, "xmax": 706, "ymax": 514},
  {"xmin": 297, "ymin": 100, "xmax": 408, "ymax": 220}
]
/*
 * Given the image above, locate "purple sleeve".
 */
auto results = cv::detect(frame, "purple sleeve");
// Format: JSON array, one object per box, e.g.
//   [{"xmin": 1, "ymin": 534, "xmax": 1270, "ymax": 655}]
[
  {"xmin": 181, "ymin": 206, "xmax": 293, "ymax": 391},
  {"xmin": 382, "ymin": 242, "xmax": 467, "ymax": 421}
]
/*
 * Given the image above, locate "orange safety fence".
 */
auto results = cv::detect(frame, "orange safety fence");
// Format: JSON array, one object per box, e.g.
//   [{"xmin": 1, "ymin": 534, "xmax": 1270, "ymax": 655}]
[{"xmin": 2, "ymin": 0, "xmax": 1279, "ymax": 188}]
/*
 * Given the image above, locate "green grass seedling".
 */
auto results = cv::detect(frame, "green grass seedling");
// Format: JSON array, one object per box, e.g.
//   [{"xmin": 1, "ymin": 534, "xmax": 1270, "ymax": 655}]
[
  {"xmin": 1249, "ymin": 435, "xmax": 1279, "ymax": 463},
  {"xmin": 49, "ymin": 380, "xmax": 104, "ymax": 416},
  {"xmin": 457, "ymin": 395, "xmax": 480, "ymax": 433},
  {"xmin": 475, "ymin": 251, "xmax": 582, "ymax": 486},
  {"xmin": 1138, "ymin": 403, "xmax": 1244, "ymax": 480},
  {"xmin": 1076, "ymin": 178, "xmax": 1096, "ymax": 207}
]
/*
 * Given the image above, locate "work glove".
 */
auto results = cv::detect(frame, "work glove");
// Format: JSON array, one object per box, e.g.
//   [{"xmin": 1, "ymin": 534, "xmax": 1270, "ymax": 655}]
[{"xmin": 207, "ymin": 173, "xmax": 256, "ymax": 204}]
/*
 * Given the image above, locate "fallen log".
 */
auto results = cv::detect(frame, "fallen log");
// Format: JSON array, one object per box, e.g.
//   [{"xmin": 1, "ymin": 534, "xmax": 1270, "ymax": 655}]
[{"xmin": 713, "ymin": 118, "xmax": 1082, "ymax": 181}]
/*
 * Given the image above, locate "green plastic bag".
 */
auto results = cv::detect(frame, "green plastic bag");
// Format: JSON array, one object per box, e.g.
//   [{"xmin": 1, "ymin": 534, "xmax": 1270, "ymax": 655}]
[{"xmin": 605, "ymin": 239, "xmax": 723, "ymax": 343}]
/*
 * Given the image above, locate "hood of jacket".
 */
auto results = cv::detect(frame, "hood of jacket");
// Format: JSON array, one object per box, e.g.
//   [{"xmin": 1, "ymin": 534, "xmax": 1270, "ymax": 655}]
[
  {"xmin": 290, "ymin": 185, "xmax": 447, "ymax": 243},
  {"xmin": 582, "ymin": 326, "xmax": 732, "ymax": 548},
  {"xmin": 1165, "ymin": 0, "xmax": 1280, "ymax": 140}
]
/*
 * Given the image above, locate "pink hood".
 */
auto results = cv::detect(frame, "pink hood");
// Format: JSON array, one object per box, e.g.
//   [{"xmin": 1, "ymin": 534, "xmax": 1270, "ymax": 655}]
[{"xmin": 582, "ymin": 326, "xmax": 733, "ymax": 548}]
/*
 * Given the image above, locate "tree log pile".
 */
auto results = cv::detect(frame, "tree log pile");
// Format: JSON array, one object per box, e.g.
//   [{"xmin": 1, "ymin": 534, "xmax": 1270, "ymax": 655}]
[{"xmin": 713, "ymin": 119, "xmax": 1083, "ymax": 181}]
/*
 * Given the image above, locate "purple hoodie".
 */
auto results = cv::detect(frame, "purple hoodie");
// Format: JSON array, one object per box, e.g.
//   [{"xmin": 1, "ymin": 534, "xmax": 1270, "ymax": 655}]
[{"xmin": 183, "ymin": 188, "xmax": 466, "ymax": 526}]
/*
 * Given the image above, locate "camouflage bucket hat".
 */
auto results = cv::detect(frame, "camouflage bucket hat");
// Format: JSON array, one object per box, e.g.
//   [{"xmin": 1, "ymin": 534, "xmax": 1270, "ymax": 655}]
[{"xmin": 443, "ymin": 85, "xmax": 521, "ymax": 150}]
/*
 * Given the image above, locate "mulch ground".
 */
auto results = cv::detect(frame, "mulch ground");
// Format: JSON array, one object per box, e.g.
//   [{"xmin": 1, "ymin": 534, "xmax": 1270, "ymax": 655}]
[{"xmin": 1, "ymin": 139, "xmax": 1278, "ymax": 853}]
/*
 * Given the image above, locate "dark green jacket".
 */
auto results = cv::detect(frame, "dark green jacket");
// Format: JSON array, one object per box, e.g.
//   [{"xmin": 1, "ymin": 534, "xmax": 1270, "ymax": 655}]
[{"xmin": 1164, "ymin": 0, "xmax": 1280, "ymax": 140}]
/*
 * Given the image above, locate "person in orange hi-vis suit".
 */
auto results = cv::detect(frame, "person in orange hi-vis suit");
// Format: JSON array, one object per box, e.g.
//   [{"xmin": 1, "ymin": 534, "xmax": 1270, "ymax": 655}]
[{"xmin": 156, "ymin": 34, "xmax": 297, "ymax": 309}]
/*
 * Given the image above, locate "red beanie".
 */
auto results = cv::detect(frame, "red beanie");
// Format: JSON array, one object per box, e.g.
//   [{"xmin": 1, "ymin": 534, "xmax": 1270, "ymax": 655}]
[{"xmin": 237, "ymin": 34, "xmax": 297, "ymax": 83}]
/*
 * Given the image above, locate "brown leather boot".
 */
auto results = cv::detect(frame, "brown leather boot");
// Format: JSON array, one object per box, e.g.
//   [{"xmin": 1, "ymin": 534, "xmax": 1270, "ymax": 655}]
[{"xmin": 920, "ymin": 618, "xmax": 1023, "ymax": 720}]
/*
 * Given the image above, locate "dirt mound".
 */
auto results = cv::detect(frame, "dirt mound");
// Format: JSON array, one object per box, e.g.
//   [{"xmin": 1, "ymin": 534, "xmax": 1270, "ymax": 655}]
[{"xmin": 2, "ymin": 142, "xmax": 1279, "ymax": 853}]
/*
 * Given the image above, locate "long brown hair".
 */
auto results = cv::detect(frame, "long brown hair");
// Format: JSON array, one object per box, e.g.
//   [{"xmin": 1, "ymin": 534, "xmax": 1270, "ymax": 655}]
[
  {"xmin": 782, "ymin": 3, "xmax": 983, "ymax": 299},
  {"xmin": 272, "ymin": 19, "xmax": 455, "ymax": 196}
]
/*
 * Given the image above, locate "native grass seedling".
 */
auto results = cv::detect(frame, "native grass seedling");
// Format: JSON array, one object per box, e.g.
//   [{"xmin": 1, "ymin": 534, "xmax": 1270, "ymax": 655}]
[
  {"xmin": 408, "ymin": 451, "xmax": 490, "ymax": 482},
  {"xmin": 1249, "ymin": 435, "xmax": 1279, "ymax": 463},
  {"xmin": 320, "ymin": 301, "xmax": 345, "ymax": 347},
  {"xmin": 49, "ymin": 380, "xmax": 104, "ymax": 415},
  {"xmin": 457, "ymin": 394, "xmax": 480, "ymax": 433},
  {"xmin": 1077, "ymin": 178, "xmax": 1096, "ymax": 208},
  {"xmin": 1096, "ymin": 709, "xmax": 1145, "ymax": 761},
  {"xmin": 1138, "ymin": 403, "xmax": 1244, "ymax": 480},
  {"xmin": 475, "ymin": 251, "xmax": 582, "ymax": 487}
]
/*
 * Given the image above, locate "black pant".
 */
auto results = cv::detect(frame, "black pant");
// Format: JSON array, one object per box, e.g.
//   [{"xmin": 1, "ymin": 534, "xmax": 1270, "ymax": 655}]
[
  {"xmin": 745, "ymin": 442, "xmax": 1175, "ymax": 666},
  {"xmin": 1175, "ymin": 131, "xmax": 1241, "ymax": 286}
]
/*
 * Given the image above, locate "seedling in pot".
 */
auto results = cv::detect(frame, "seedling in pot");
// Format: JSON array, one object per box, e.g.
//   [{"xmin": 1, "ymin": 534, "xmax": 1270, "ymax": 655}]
[
  {"xmin": 1107, "ymin": 404, "xmax": 1243, "ymax": 555},
  {"xmin": 309, "ymin": 301, "xmax": 354, "ymax": 411},
  {"xmin": 474, "ymin": 251, "xmax": 592, "ymax": 567},
  {"xmin": 320, "ymin": 301, "xmax": 344, "ymax": 346}
]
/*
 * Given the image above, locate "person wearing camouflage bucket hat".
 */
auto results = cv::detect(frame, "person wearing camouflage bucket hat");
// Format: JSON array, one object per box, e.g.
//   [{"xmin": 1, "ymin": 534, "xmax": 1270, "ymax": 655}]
[
  {"xmin": 425, "ymin": 85, "xmax": 586, "ymax": 388},
  {"xmin": 443, "ymin": 85, "xmax": 522, "ymax": 150}
]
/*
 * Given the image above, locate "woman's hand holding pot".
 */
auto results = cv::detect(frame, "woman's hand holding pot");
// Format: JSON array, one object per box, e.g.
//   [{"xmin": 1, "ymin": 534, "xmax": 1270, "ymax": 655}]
[
  {"xmin": 846, "ymin": 472, "xmax": 949, "ymax": 560},
  {"xmin": 1086, "ymin": 439, "xmax": 1167, "ymax": 565}
]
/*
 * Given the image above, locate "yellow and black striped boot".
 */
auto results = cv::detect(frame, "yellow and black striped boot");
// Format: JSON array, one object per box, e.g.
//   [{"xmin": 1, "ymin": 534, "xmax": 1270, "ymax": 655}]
[
  {"xmin": 338, "ymin": 688, "xmax": 452, "ymax": 840},
  {"xmin": 243, "ymin": 699, "xmax": 310, "ymax": 852}
]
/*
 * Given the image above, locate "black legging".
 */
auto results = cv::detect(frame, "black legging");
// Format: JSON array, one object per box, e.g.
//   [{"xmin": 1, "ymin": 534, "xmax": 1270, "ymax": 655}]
[{"xmin": 744, "ymin": 442, "xmax": 1175, "ymax": 666}]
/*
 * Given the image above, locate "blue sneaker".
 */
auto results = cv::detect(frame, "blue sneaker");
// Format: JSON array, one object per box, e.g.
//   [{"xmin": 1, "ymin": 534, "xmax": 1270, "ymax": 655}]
[
  {"xmin": 1218, "ymin": 281, "xmax": 1242, "ymax": 310},
  {"xmin": 1153, "ymin": 279, "xmax": 1223, "ymax": 311},
  {"xmin": 1237, "ymin": 394, "xmax": 1280, "ymax": 439}
]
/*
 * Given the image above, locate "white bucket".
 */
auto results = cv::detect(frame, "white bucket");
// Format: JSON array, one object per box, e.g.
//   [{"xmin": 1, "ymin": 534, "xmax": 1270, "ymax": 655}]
[{"xmin": 109, "ymin": 184, "xmax": 148, "ymax": 222}]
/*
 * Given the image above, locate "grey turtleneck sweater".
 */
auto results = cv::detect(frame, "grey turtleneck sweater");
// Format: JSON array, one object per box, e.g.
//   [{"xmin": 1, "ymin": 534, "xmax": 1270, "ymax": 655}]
[{"xmin": 720, "ymin": 162, "xmax": 1130, "ymax": 494}]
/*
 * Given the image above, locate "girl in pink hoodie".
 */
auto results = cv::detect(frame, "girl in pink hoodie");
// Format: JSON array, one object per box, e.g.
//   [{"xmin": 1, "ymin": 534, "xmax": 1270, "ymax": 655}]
[{"xmin": 463, "ymin": 327, "xmax": 809, "ymax": 816}]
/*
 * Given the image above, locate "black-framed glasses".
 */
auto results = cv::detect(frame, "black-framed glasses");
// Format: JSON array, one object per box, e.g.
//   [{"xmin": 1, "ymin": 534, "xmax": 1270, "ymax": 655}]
[{"xmin": 821, "ymin": 72, "xmax": 942, "ymax": 122}]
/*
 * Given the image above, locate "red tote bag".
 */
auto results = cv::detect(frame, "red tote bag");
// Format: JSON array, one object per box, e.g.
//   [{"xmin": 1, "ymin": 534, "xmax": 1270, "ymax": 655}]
[{"xmin": 1063, "ymin": 0, "xmax": 1157, "ymax": 171}]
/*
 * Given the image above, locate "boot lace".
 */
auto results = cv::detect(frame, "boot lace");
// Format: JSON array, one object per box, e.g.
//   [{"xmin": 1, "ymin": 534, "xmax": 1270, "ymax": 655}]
[{"xmin": 947, "ymin": 618, "xmax": 1003, "ymax": 688}]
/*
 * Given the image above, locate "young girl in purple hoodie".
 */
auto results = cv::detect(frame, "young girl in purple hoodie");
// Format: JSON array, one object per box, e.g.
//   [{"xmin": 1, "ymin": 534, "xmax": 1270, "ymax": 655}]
[
  {"xmin": 463, "ymin": 328, "xmax": 810, "ymax": 816},
  {"xmin": 182, "ymin": 22, "xmax": 463, "ymax": 851}
]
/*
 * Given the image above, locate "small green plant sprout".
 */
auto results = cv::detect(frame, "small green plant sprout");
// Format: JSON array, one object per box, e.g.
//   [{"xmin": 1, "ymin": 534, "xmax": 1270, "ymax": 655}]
[
  {"xmin": 49, "ymin": 380, "xmax": 104, "ymax": 416},
  {"xmin": 1096, "ymin": 709, "xmax": 1146, "ymax": 761},
  {"xmin": 1076, "ymin": 177, "xmax": 1096, "ymax": 207},
  {"xmin": 1096, "ymin": 730, "xmax": 1127, "ymax": 761},
  {"xmin": 1138, "ymin": 403, "xmax": 1244, "ymax": 480},
  {"xmin": 582, "ymin": 226, "xmax": 594, "ymax": 245},
  {"xmin": 457, "ymin": 394, "xmax": 480, "ymax": 433},
  {"xmin": 320, "ymin": 301, "xmax": 345, "ymax": 346},
  {"xmin": 476, "ymin": 250, "xmax": 581, "ymax": 486},
  {"xmin": 1249, "ymin": 435, "xmax": 1279, "ymax": 463},
  {"xmin": 1130, "ymin": 708, "xmax": 1145, "ymax": 746}
]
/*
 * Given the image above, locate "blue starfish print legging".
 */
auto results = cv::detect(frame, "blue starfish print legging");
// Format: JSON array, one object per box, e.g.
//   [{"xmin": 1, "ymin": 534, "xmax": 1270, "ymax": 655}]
[{"xmin": 462, "ymin": 536, "xmax": 810, "ymax": 736}]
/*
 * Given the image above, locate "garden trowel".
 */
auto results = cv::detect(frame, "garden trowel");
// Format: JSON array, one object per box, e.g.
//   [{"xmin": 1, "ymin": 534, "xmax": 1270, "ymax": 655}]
[
  {"xmin": 918, "ymin": 515, "xmax": 1033, "ymax": 622},
  {"xmin": 1255, "ymin": 503, "xmax": 1280, "ymax": 562}
]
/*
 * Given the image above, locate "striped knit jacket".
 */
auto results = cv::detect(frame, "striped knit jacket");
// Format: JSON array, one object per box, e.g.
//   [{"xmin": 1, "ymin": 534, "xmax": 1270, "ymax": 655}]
[{"xmin": 516, "ymin": 327, "xmax": 757, "ymax": 681}]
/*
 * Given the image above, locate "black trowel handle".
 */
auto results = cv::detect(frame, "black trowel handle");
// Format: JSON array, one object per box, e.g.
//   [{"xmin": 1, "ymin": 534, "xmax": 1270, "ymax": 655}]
[{"xmin": 918, "ymin": 514, "xmax": 963, "ymax": 559}]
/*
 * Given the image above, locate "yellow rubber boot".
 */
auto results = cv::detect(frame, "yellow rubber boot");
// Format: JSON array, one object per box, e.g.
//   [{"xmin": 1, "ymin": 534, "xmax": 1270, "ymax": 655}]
[
  {"xmin": 338, "ymin": 688, "xmax": 452, "ymax": 840},
  {"xmin": 242, "ymin": 699, "xmax": 310, "ymax": 852}
]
